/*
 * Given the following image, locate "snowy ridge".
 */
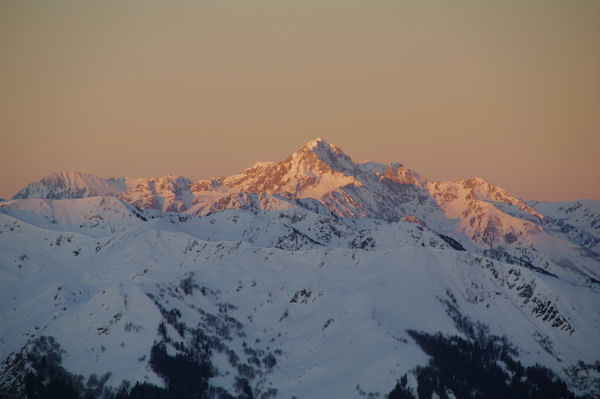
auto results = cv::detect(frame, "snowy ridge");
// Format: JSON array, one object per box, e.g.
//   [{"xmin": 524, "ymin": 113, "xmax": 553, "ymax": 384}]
[
  {"xmin": 0, "ymin": 204, "xmax": 599, "ymax": 398},
  {"xmin": 2, "ymin": 138, "xmax": 600, "ymax": 398},
  {"xmin": 120, "ymin": 175, "xmax": 193, "ymax": 212},
  {"xmin": 10, "ymin": 139, "xmax": 600, "ymax": 284},
  {"xmin": 529, "ymin": 199, "xmax": 600, "ymax": 253},
  {"xmin": 13, "ymin": 171, "xmax": 126, "ymax": 200},
  {"xmin": 0, "ymin": 197, "xmax": 145, "ymax": 238}
]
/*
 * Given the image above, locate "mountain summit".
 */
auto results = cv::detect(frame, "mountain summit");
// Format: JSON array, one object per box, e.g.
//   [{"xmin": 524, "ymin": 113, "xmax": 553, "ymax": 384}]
[
  {"xmin": 1, "ymin": 138, "xmax": 599, "ymax": 398},
  {"xmin": 186, "ymin": 138, "xmax": 435, "ymax": 222},
  {"xmin": 8, "ymin": 138, "xmax": 600, "ymax": 283},
  {"xmin": 191, "ymin": 137, "xmax": 358, "ymax": 199},
  {"xmin": 12, "ymin": 171, "xmax": 125, "ymax": 200}
]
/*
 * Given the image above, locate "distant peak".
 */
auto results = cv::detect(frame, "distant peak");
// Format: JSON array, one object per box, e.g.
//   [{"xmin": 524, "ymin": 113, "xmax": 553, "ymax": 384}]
[
  {"xmin": 300, "ymin": 137, "xmax": 329, "ymax": 152},
  {"xmin": 307, "ymin": 137, "xmax": 326, "ymax": 146},
  {"xmin": 49, "ymin": 170, "xmax": 79, "ymax": 177},
  {"xmin": 300, "ymin": 137, "xmax": 347, "ymax": 156},
  {"xmin": 13, "ymin": 170, "xmax": 124, "ymax": 200},
  {"xmin": 43, "ymin": 171, "xmax": 95, "ymax": 182},
  {"xmin": 286, "ymin": 137, "xmax": 356, "ymax": 177}
]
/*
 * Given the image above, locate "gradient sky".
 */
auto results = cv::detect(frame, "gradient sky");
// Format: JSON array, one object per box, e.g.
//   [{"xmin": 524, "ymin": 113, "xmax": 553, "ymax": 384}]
[{"xmin": 1, "ymin": 1, "xmax": 599, "ymax": 201}]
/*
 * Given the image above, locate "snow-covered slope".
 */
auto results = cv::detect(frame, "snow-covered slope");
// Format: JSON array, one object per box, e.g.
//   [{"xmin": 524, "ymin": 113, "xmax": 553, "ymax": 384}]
[
  {"xmin": 0, "ymin": 197, "xmax": 145, "ymax": 239},
  {"xmin": 188, "ymin": 138, "xmax": 444, "ymax": 227},
  {"xmin": 427, "ymin": 178, "xmax": 600, "ymax": 285},
  {"xmin": 1, "ymin": 205, "xmax": 599, "ymax": 398},
  {"xmin": 0, "ymin": 198, "xmax": 600, "ymax": 398},
  {"xmin": 13, "ymin": 172, "xmax": 194, "ymax": 214},
  {"xmin": 529, "ymin": 199, "xmax": 600, "ymax": 254},
  {"xmin": 8, "ymin": 139, "xmax": 599, "ymax": 284},
  {"xmin": 120, "ymin": 175, "xmax": 193, "ymax": 212},
  {"xmin": 12, "ymin": 171, "xmax": 127, "ymax": 200},
  {"xmin": 2, "ymin": 138, "xmax": 599, "ymax": 398}
]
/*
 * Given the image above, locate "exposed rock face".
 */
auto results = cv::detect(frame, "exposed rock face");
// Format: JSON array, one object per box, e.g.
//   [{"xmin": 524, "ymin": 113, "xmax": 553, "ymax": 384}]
[
  {"xmin": 119, "ymin": 175, "xmax": 192, "ymax": 212},
  {"xmin": 428, "ymin": 178, "xmax": 544, "ymax": 248}
]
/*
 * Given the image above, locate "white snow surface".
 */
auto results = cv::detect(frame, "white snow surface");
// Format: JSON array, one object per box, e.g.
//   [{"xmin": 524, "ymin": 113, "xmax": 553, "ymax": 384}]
[
  {"xmin": 2, "ymin": 138, "xmax": 600, "ymax": 397},
  {"xmin": 1, "ymin": 196, "xmax": 599, "ymax": 398},
  {"xmin": 529, "ymin": 199, "xmax": 600, "ymax": 253}
]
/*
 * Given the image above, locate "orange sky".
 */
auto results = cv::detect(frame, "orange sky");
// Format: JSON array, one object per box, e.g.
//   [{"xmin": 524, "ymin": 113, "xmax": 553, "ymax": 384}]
[{"xmin": 1, "ymin": 1, "xmax": 599, "ymax": 201}]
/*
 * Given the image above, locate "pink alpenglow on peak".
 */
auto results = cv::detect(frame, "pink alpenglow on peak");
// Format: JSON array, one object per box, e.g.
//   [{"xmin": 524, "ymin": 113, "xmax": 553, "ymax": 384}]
[{"xmin": 8, "ymin": 138, "xmax": 600, "ymax": 276}]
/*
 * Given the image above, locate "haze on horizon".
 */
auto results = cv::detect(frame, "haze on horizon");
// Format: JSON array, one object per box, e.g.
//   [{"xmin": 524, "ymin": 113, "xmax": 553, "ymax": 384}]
[{"xmin": 1, "ymin": 1, "xmax": 599, "ymax": 202}]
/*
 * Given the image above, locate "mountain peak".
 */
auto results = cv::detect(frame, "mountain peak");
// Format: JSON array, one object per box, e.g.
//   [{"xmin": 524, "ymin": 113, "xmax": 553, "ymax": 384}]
[
  {"xmin": 13, "ymin": 171, "xmax": 125, "ymax": 200},
  {"xmin": 305, "ymin": 136, "xmax": 327, "ymax": 148},
  {"xmin": 205, "ymin": 138, "xmax": 358, "ymax": 199},
  {"xmin": 299, "ymin": 137, "xmax": 345, "ymax": 155},
  {"xmin": 291, "ymin": 137, "xmax": 355, "ymax": 176},
  {"xmin": 45, "ymin": 170, "xmax": 90, "ymax": 181}
]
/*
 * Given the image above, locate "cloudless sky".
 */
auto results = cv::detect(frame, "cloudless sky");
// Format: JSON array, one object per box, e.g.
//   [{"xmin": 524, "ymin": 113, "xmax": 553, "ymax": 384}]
[{"xmin": 1, "ymin": 1, "xmax": 599, "ymax": 201}]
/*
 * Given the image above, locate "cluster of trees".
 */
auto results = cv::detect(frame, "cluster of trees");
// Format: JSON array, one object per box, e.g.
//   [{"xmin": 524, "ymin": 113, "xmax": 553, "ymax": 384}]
[
  {"xmin": 15, "ymin": 336, "xmax": 252, "ymax": 399},
  {"xmin": 11, "ymin": 311, "xmax": 592, "ymax": 399},
  {"xmin": 387, "ymin": 329, "xmax": 585, "ymax": 399},
  {"xmin": 21, "ymin": 336, "xmax": 119, "ymax": 399}
]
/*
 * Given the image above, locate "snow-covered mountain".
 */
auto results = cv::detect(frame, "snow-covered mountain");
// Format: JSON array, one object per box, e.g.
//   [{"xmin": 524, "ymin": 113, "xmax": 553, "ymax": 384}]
[
  {"xmin": 120, "ymin": 175, "xmax": 193, "ymax": 213},
  {"xmin": 187, "ymin": 138, "xmax": 441, "ymax": 223},
  {"xmin": 528, "ymin": 200, "xmax": 600, "ymax": 254},
  {"xmin": 12, "ymin": 138, "xmax": 600, "ymax": 284},
  {"xmin": 2, "ymin": 138, "xmax": 599, "ymax": 398},
  {"xmin": 13, "ymin": 172, "xmax": 193, "ymax": 214},
  {"xmin": 12, "ymin": 171, "xmax": 127, "ymax": 200}
]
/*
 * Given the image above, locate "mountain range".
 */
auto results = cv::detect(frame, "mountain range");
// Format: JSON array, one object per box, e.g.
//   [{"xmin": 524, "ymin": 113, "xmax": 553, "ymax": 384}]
[{"xmin": 1, "ymin": 138, "xmax": 599, "ymax": 398}]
